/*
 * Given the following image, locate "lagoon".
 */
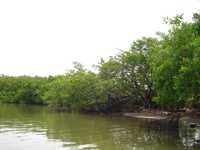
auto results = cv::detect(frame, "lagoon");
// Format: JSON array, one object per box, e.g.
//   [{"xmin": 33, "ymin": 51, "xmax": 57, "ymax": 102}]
[{"xmin": 0, "ymin": 104, "xmax": 199, "ymax": 150}]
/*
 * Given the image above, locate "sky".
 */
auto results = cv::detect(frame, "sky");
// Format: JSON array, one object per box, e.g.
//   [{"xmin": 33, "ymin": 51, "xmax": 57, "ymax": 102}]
[{"xmin": 0, "ymin": 0, "xmax": 200, "ymax": 76}]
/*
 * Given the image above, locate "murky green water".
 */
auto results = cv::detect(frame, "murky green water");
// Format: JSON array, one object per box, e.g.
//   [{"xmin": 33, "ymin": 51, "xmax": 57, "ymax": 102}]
[{"xmin": 0, "ymin": 104, "xmax": 199, "ymax": 150}]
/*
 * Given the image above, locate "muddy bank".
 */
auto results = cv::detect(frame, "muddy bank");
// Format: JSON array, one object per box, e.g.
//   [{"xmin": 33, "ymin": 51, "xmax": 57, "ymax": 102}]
[
  {"xmin": 123, "ymin": 113, "xmax": 168, "ymax": 120},
  {"xmin": 121, "ymin": 110, "xmax": 200, "ymax": 130}
]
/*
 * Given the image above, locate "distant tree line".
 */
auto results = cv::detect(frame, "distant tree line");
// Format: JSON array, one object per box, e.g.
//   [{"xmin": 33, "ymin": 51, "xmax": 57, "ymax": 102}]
[{"xmin": 0, "ymin": 13, "xmax": 200, "ymax": 112}]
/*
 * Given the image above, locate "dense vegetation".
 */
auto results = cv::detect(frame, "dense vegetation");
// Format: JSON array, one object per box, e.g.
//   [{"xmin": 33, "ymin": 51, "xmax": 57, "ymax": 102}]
[{"xmin": 0, "ymin": 13, "xmax": 200, "ymax": 112}]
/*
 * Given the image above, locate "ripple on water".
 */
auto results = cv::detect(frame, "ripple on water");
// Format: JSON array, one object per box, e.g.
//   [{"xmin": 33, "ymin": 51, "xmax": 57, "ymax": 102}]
[{"xmin": 1, "ymin": 104, "xmax": 200, "ymax": 150}]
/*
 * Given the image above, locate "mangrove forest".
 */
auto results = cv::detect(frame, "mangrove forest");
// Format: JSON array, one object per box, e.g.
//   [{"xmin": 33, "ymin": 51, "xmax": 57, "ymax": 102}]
[{"xmin": 0, "ymin": 13, "xmax": 200, "ymax": 113}]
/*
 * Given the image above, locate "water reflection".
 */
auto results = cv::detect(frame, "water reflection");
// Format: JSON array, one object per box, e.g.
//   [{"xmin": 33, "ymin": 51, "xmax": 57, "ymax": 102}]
[
  {"xmin": 0, "ymin": 104, "xmax": 199, "ymax": 150},
  {"xmin": 179, "ymin": 117, "xmax": 200, "ymax": 149}
]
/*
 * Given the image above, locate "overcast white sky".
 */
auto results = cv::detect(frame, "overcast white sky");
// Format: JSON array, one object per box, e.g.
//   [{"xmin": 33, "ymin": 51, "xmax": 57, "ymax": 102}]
[{"xmin": 0, "ymin": 0, "xmax": 200, "ymax": 76}]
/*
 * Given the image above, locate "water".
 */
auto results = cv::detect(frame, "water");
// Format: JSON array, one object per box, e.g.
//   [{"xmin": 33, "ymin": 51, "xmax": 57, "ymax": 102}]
[{"xmin": 0, "ymin": 104, "xmax": 199, "ymax": 150}]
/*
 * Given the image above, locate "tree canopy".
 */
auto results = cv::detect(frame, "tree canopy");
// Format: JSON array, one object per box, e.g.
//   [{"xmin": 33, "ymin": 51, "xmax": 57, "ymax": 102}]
[{"xmin": 0, "ymin": 12, "xmax": 200, "ymax": 112}]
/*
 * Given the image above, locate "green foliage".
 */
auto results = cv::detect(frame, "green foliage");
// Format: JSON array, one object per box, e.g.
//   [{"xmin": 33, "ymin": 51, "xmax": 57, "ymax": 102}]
[
  {"xmin": 119, "ymin": 38, "xmax": 157, "ymax": 107},
  {"xmin": 0, "ymin": 13, "xmax": 200, "ymax": 111},
  {"xmin": 42, "ymin": 76, "xmax": 69, "ymax": 107},
  {"xmin": 150, "ymin": 13, "xmax": 200, "ymax": 109},
  {"xmin": 98, "ymin": 57, "xmax": 121, "ymax": 80},
  {"xmin": 42, "ymin": 67, "xmax": 112, "ymax": 111},
  {"xmin": 0, "ymin": 76, "xmax": 47, "ymax": 104}
]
